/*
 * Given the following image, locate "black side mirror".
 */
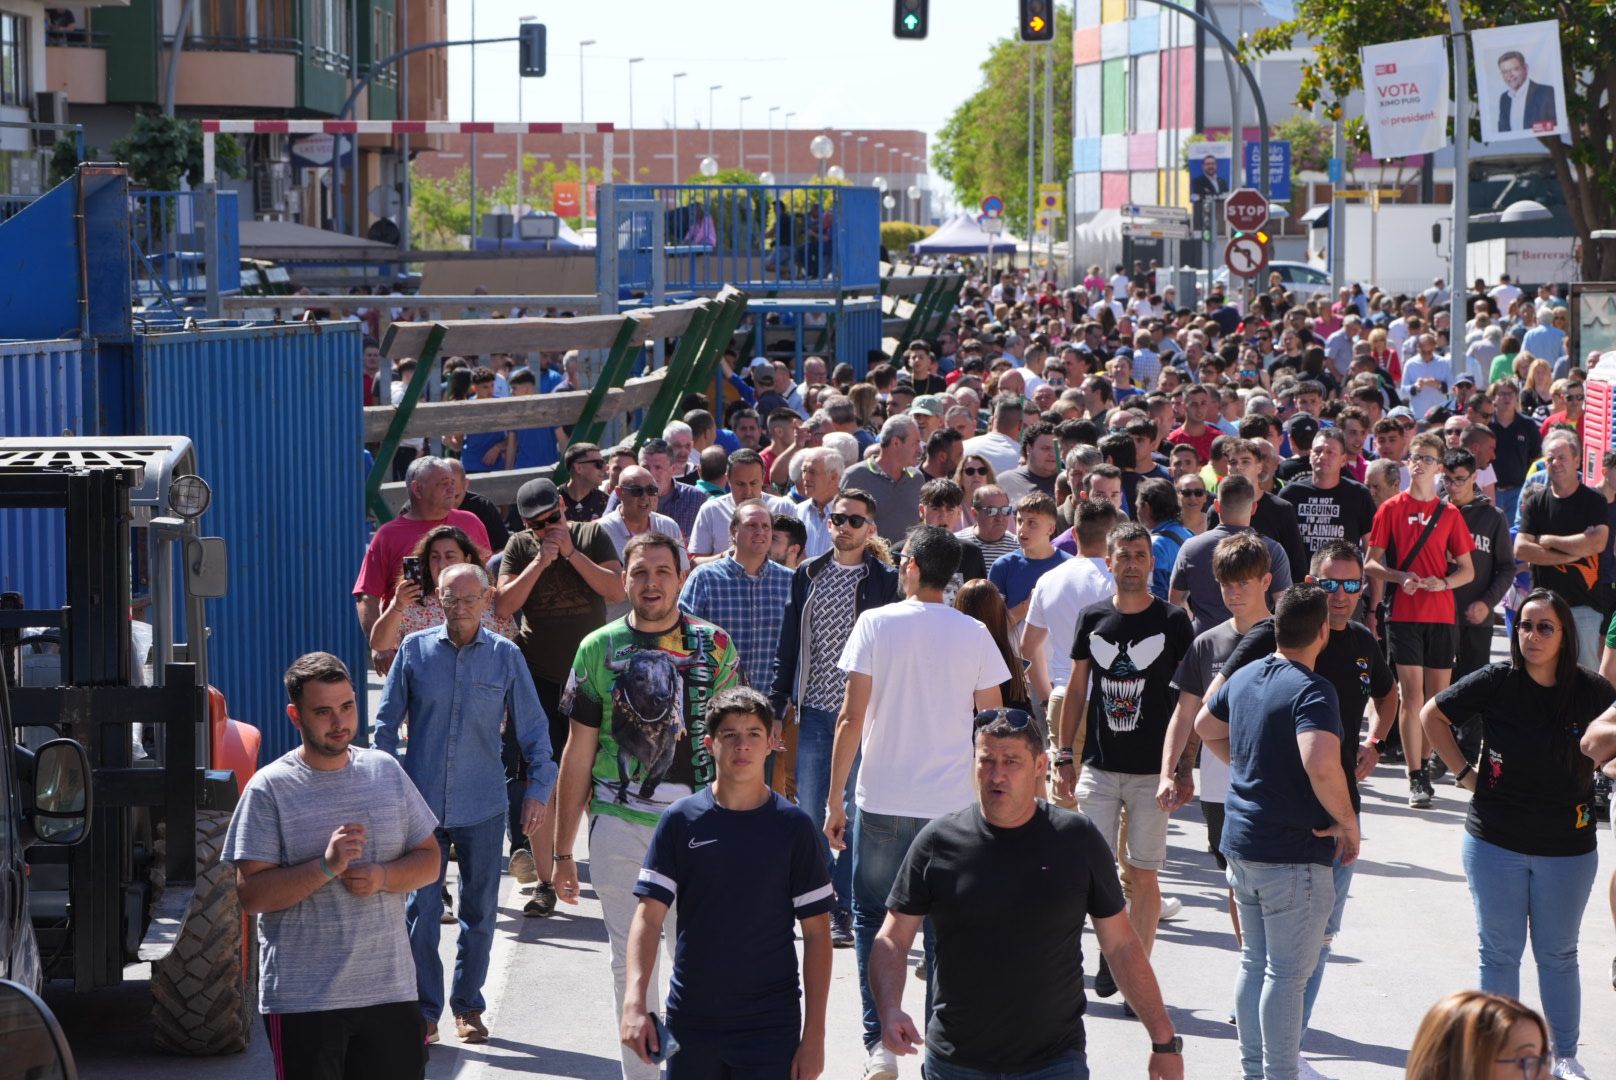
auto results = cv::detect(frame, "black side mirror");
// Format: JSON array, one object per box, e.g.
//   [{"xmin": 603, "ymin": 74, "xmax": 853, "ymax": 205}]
[
  {"xmin": 28, "ymin": 739, "xmax": 91, "ymax": 847},
  {"xmin": 0, "ymin": 978, "xmax": 78, "ymax": 1079}
]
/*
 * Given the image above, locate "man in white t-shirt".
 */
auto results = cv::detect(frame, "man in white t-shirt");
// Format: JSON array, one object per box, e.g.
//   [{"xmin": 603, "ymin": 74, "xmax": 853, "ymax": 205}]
[
  {"xmin": 962, "ymin": 393, "xmax": 1026, "ymax": 476},
  {"xmin": 823, "ymin": 525, "xmax": 1008, "ymax": 1080},
  {"xmin": 1023, "ymin": 498, "xmax": 1120, "ymax": 788}
]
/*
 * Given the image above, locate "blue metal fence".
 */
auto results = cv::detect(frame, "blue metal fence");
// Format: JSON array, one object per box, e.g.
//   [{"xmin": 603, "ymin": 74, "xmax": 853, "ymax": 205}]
[
  {"xmin": 131, "ymin": 189, "xmax": 242, "ymax": 301},
  {"xmin": 0, "ymin": 339, "xmax": 90, "ymax": 608},
  {"xmin": 609, "ymin": 183, "xmax": 881, "ymax": 296},
  {"xmin": 141, "ymin": 321, "xmax": 367, "ymax": 761}
]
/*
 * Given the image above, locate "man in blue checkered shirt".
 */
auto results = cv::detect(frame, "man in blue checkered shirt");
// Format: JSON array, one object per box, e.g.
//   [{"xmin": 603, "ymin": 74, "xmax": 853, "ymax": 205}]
[{"xmin": 678, "ymin": 499, "xmax": 794, "ymax": 698}]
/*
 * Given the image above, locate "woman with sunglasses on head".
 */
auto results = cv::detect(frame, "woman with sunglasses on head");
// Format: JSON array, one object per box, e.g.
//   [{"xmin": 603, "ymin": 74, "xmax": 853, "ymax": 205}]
[
  {"xmin": 1420, "ymin": 588, "xmax": 1613, "ymax": 1080},
  {"xmin": 1405, "ymin": 990, "xmax": 1553, "ymax": 1080}
]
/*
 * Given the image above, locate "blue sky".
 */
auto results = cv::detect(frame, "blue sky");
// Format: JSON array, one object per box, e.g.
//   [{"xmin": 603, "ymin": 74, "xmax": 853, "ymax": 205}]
[{"xmin": 445, "ymin": 0, "xmax": 1008, "ymax": 150}]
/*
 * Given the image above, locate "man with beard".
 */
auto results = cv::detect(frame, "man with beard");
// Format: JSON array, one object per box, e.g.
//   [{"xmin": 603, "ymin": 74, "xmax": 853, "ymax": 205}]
[
  {"xmin": 550, "ymin": 533, "xmax": 742, "ymax": 1080},
  {"xmin": 1054, "ymin": 523, "xmax": 1194, "ymax": 1014},
  {"xmin": 771, "ymin": 489, "xmax": 900, "ymax": 949},
  {"xmin": 226, "ymin": 653, "xmax": 441, "ymax": 1078}
]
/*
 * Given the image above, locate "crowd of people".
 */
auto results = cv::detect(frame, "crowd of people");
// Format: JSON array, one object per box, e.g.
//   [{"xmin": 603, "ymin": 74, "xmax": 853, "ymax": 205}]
[{"xmin": 221, "ymin": 262, "xmax": 1616, "ymax": 1080}]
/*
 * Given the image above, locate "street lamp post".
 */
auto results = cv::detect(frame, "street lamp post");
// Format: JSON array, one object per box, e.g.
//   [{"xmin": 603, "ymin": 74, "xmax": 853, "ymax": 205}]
[
  {"xmin": 517, "ymin": 16, "xmax": 536, "ymax": 221},
  {"xmin": 784, "ymin": 111, "xmax": 795, "ymax": 179},
  {"xmin": 708, "ymin": 84, "xmax": 722, "ymax": 158},
  {"xmin": 579, "ymin": 38, "xmax": 596, "ymax": 223},
  {"xmin": 809, "ymin": 133, "xmax": 834, "ymax": 182},
  {"xmin": 627, "ymin": 56, "xmax": 643, "ymax": 181},
  {"xmin": 738, "ymin": 95, "xmax": 751, "ymax": 172},
  {"xmin": 672, "ymin": 72, "xmax": 687, "ymax": 182},
  {"xmin": 768, "ymin": 106, "xmax": 780, "ymax": 177}
]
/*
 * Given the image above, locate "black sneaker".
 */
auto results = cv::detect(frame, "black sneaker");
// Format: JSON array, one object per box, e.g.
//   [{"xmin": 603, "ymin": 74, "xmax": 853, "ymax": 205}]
[
  {"xmin": 1425, "ymin": 754, "xmax": 1448, "ymax": 782},
  {"xmin": 522, "ymin": 881, "xmax": 558, "ymax": 918},
  {"xmin": 1094, "ymin": 953, "xmax": 1118, "ymax": 998},
  {"xmin": 1409, "ymin": 774, "xmax": 1432, "ymax": 809},
  {"xmin": 440, "ymin": 887, "xmax": 456, "ymax": 924},
  {"xmin": 830, "ymin": 909, "xmax": 855, "ymax": 949}
]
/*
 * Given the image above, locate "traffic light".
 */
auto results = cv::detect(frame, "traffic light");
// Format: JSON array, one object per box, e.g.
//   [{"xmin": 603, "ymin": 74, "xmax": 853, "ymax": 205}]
[
  {"xmin": 1019, "ymin": 0, "xmax": 1055, "ymax": 41},
  {"xmin": 518, "ymin": 22, "xmax": 546, "ymax": 77},
  {"xmin": 894, "ymin": 0, "xmax": 928, "ymax": 39}
]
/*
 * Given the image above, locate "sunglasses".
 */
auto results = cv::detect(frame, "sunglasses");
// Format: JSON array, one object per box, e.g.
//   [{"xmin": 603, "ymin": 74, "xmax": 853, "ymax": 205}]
[
  {"xmin": 972, "ymin": 708, "xmax": 1036, "ymax": 735},
  {"xmin": 618, "ymin": 484, "xmax": 658, "ymax": 498},
  {"xmin": 527, "ymin": 513, "xmax": 561, "ymax": 530},
  {"xmin": 829, "ymin": 512, "xmax": 869, "ymax": 528},
  {"xmin": 1565, "ymin": 393, "xmax": 1585, "ymax": 402},
  {"xmin": 1518, "ymin": 620, "xmax": 1559, "ymax": 638},
  {"xmin": 1314, "ymin": 577, "xmax": 1365, "ymax": 595},
  {"xmin": 975, "ymin": 505, "xmax": 1015, "ymax": 518},
  {"xmin": 962, "ymin": 465, "xmax": 990, "ymax": 477},
  {"xmin": 574, "ymin": 458, "xmax": 605, "ymax": 468},
  {"xmin": 1178, "ymin": 487, "xmax": 1207, "ymax": 498}
]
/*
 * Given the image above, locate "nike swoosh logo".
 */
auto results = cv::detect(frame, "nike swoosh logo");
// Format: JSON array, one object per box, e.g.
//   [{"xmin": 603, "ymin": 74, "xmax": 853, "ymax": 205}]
[{"xmin": 687, "ymin": 838, "xmax": 719, "ymax": 849}]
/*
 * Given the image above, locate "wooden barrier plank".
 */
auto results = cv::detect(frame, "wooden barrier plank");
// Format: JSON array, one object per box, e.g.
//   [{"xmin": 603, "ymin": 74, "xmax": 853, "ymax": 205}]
[
  {"xmin": 362, "ymin": 369, "xmax": 668, "ymax": 441},
  {"xmin": 381, "ymin": 313, "xmax": 636, "ymax": 360}
]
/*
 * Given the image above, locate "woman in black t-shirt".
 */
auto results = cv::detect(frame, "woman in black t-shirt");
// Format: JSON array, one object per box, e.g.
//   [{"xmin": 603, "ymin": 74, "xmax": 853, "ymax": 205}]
[{"xmin": 1421, "ymin": 588, "xmax": 1613, "ymax": 1071}]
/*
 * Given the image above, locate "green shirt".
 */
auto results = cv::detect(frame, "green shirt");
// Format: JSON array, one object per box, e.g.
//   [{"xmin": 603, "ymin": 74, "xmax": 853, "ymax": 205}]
[{"xmin": 561, "ymin": 614, "xmax": 742, "ymax": 827}]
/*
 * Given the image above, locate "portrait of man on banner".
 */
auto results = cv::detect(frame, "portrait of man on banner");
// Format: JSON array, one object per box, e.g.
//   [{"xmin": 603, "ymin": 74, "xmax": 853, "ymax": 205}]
[{"xmin": 1473, "ymin": 20, "xmax": 1569, "ymax": 143}]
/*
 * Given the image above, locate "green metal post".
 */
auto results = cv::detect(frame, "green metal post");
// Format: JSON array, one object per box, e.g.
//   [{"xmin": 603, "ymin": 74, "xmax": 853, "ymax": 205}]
[
  {"xmin": 365, "ymin": 324, "xmax": 446, "ymax": 523},
  {"xmin": 686, "ymin": 289, "xmax": 750, "ymax": 408},
  {"xmin": 632, "ymin": 302, "xmax": 718, "ymax": 450},
  {"xmin": 565, "ymin": 316, "xmax": 651, "ymax": 461},
  {"xmin": 895, "ymin": 275, "xmax": 941, "ymax": 356}
]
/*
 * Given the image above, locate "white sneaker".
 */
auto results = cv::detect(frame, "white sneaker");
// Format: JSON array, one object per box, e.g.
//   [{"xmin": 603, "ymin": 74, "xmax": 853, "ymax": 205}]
[
  {"xmin": 1298, "ymin": 1055, "xmax": 1333, "ymax": 1080},
  {"xmin": 861, "ymin": 1045, "xmax": 899, "ymax": 1080},
  {"xmin": 1158, "ymin": 895, "xmax": 1182, "ymax": 921},
  {"xmin": 1553, "ymin": 1057, "xmax": 1592, "ymax": 1080}
]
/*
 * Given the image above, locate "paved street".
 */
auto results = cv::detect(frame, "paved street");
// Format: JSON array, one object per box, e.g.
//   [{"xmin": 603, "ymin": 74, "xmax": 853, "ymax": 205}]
[{"xmin": 50, "ymin": 761, "xmax": 1616, "ymax": 1079}]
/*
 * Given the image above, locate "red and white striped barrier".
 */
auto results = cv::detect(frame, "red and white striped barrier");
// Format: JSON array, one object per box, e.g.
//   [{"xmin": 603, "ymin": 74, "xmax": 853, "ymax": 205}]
[{"xmin": 200, "ymin": 120, "xmax": 615, "ymax": 135}]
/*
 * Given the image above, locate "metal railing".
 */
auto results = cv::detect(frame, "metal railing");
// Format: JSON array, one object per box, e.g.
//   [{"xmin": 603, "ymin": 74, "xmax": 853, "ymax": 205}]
[
  {"xmin": 45, "ymin": 29, "xmax": 108, "ymax": 48},
  {"xmin": 609, "ymin": 183, "xmax": 881, "ymax": 296},
  {"xmin": 161, "ymin": 33, "xmax": 302, "ymax": 55},
  {"xmin": 127, "ymin": 190, "xmax": 241, "ymax": 302}
]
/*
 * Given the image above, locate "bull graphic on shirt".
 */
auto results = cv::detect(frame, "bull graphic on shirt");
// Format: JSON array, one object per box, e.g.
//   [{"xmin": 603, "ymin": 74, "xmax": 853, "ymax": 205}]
[
  {"xmin": 605, "ymin": 648, "xmax": 703, "ymax": 804},
  {"xmin": 1089, "ymin": 633, "xmax": 1167, "ymax": 733}
]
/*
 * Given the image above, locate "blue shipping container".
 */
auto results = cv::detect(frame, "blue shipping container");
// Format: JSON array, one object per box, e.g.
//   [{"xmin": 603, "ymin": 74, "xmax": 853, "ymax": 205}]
[
  {"xmin": 141, "ymin": 321, "xmax": 366, "ymax": 762},
  {"xmin": 0, "ymin": 338, "xmax": 91, "ymax": 608}
]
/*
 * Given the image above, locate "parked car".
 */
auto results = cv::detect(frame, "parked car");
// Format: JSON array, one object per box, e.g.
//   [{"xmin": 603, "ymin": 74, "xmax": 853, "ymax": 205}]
[{"xmin": 1213, "ymin": 260, "xmax": 1334, "ymax": 302}]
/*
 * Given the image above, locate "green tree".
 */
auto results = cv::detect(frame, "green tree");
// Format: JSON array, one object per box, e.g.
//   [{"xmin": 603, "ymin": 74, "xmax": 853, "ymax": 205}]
[
  {"xmin": 407, "ymin": 158, "xmax": 608, "ymax": 248},
  {"xmin": 107, "ymin": 113, "xmax": 242, "ymax": 190},
  {"xmin": 934, "ymin": 8, "xmax": 1072, "ymax": 236},
  {"xmin": 1244, "ymin": 1, "xmax": 1616, "ymax": 279}
]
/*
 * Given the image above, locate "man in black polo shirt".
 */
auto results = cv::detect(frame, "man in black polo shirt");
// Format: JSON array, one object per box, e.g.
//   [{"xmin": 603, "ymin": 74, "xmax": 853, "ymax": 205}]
[
  {"xmin": 1487, "ymin": 380, "xmax": 1541, "ymax": 524},
  {"xmin": 872, "ymin": 709, "xmax": 1183, "ymax": 1080}
]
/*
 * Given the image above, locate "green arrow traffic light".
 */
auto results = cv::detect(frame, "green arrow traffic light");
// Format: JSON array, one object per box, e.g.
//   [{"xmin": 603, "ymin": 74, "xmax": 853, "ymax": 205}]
[{"xmin": 894, "ymin": 0, "xmax": 928, "ymax": 38}]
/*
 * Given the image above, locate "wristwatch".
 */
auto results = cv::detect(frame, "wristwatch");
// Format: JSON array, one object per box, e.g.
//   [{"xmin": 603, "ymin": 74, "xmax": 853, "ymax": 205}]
[
  {"xmin": 1366, "ymin": 737, "xmax": 1387, "ymax": 754},
  {"xmin": 1151, "ymin": 1036, "xmax": 1184, "ymax": 1055}
]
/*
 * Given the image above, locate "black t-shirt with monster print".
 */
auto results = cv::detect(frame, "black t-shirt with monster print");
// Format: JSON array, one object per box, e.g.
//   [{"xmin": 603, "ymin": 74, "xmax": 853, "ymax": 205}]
[{"xmin": 1071, "ymin": 599, "xmax": 1195, "ymax": 775}]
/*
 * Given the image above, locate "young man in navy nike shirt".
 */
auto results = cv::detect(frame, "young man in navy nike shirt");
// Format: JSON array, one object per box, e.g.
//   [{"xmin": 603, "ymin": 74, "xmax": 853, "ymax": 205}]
[{"xmin": 621, "ymin": 686, "xmax": 834, "ymax": 1079}]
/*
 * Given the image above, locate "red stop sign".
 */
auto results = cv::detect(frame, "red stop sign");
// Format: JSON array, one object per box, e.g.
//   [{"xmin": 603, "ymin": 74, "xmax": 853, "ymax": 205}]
[{"xmin": 1224, "ymin": 188, "xmax": 1270, "ymax": 232}]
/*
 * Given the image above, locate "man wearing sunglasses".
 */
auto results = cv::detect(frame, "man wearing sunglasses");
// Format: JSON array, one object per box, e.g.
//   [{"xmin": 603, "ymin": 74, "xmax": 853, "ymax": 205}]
[
  {"xmin": 873, "ymin": 708, "xmax": 1183, "ymax": 1080},
  {"xmin": 558, "ymin": 443, "xmax": 609, "ymax": 523},
  {"xmin": 771, "ymin": 490, "xmax": 900, "ymax": 952},
  {"xmin": 1196, "ymin": 543, "xmax": 1397, "ymax": 1069},
  {"xmin": 597, "ymin": 467, "xmax": 687, "ymax": 621}
]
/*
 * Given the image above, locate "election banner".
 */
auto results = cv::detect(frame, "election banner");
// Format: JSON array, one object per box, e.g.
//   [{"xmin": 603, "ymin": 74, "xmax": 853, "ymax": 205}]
[
  {"xmin": 1361, "ymin": 35, "xmax": 1450, "ymax": 159},
  {"xmin": 1472, "ymin": 20, "xmax": 1569, "ymax": 143}
]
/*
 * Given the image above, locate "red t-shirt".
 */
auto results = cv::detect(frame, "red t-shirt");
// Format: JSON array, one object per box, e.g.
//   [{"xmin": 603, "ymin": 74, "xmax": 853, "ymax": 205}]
[
  {"xmin": 1538, "ymin": 410, "xmax": 1585, "ymax": 442},
  {"xmin": 1367, "ymin": 491, "xmax": 1474, "ymax": 624},
  {"xmin": 352, "ymin": 509, "xmax": 492, "ymax": 602},
  {"xmin": 1166, "ymin": 425, "xmax": 1218, "ymax": 465}
]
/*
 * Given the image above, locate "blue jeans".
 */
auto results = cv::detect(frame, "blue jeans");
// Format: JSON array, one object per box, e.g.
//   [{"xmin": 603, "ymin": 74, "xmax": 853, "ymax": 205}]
[
  {"xmin": 1495, "ymin": 485, "xmax": 1521, "ymax": 526},
  {"xmin": 1300, "ymin": 828, "xmax": 1358, "ymax": 1035},
  {"xmin": 923, "ymin": 1051, "xmax": 1089, "ymax": 1080},
  {"xmin": 793, "ymin": 705, "xmax": 857, "ymax": 913},
  {"xmin": 405, "ymin": 812, "xmax": 505, "ymax": 1023},
  {"xmin": 1226, "ymin": 857, "xmax": 1334, "ymax": 1080},
  {"xmin": 853, "ymin": 809, "xmax": 935, "ymax": 1052},
  {"xmin": 1461, "ymin": 833, "xmax": 1600, "ymax": 1057}
]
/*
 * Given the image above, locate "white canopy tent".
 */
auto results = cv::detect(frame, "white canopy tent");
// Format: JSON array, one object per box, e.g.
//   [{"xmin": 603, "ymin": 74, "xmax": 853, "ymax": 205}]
[{"xmin": 908, "ymin": 213, "xmax": 1025, "ymax": 255}]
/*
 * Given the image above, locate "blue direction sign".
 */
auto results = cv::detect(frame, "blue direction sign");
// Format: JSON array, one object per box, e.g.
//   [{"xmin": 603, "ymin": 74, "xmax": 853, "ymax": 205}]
[
  {"xmin": 981, "ymin": 194, "xmax": 1004, "ymax": 218},
  {"xmin": 1242, "ymin": 140, "xmax": 1292, "ymax": 202}
]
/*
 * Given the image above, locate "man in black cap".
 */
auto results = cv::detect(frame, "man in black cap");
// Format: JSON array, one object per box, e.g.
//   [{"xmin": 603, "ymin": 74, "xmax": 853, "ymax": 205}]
[
  {"xmin": 493, "ymin": 478, "xmax": 624, "ymax": 913},
  {"xmin": 1277, "ymin": 415, "xmax": 1319, "ymax": 488}
]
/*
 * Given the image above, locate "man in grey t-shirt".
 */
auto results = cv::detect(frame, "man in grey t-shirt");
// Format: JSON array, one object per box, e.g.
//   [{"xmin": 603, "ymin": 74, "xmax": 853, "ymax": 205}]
[{"xmin": 225, "ymin": 653, "xmax": 441, "ymax": 1078}]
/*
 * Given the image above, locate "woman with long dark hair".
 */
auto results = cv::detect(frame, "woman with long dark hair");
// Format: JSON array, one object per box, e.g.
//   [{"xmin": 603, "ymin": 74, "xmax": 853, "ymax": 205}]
[
  {"xmin": 954, "ymin": 580, "xmax": 1031, "ymax": 714},
  {"xmin": 1420, "ymin": 588, "xmax": 1612, "ymax": 1078}
]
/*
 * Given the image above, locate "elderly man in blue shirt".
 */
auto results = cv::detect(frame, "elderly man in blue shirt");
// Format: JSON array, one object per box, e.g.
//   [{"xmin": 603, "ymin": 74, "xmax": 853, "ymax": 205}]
[{"xmin": 374, "ymin": 562, "xmax": 556, "ymax": 1046}]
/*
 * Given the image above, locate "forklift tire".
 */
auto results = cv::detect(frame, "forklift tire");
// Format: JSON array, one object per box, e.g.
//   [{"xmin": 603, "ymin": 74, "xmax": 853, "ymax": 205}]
[{"xmin": 150, "ymin": 809, "xmax": 256, "ymax": 1055}]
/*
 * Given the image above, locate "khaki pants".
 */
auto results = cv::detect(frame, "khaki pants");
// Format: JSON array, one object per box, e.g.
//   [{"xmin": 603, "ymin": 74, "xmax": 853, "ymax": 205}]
[{"xmin": 769, "ymin": 709, "xmax": 800, "ymax": 803}]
